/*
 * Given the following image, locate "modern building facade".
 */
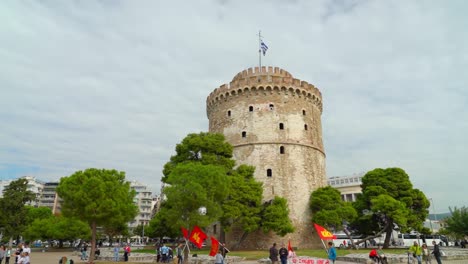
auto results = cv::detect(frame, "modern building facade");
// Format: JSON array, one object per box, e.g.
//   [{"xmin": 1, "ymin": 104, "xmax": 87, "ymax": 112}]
[
  {"xmin": 129, "ymin": 181, "xmax": 153, "ymax": 229},
  {"xmin": 206, "ymin": 66, "xmax": 327, "ymax": 248},
  {"xmin": 327, "ymin": 173, "xmax": 364, "ymax": 202}
]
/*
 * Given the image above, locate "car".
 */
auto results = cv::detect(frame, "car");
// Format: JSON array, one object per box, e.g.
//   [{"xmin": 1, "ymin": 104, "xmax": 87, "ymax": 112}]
[{"xmin": 102, "ymin": 241, "xmax": 110, "ymax": 247}]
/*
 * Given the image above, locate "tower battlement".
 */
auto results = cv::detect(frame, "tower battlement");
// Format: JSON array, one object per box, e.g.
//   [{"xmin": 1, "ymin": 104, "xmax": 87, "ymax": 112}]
[{"xmin": 207, "ymin": 66, "xmax": 323, "ymax": 117}]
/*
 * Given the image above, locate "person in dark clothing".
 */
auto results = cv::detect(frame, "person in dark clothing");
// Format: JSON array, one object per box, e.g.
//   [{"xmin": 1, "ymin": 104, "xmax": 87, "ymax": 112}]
[
  {"xmin": 269, "ymin": 243, "xmax": 279, "ymax": 264},
  {"xmin": 431, "ymin": 240, "xmax": 442, "ymax": 264},
  {"xmin": 278, "ymin": 243, "xmax": 288, "ymax": 264}
]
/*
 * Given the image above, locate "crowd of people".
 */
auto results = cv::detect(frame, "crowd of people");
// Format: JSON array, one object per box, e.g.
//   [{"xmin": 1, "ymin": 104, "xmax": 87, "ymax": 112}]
[{"xmin": 0, "ymin": 242, "xmax": 31, "ymax": 264}]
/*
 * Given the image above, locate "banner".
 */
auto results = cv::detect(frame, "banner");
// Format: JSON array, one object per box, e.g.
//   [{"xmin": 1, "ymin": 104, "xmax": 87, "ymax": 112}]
[
  {"xmin": 313, "ymin": 223, "xmax": 336, "ymax": 240},
  {"xmin": 291, "ymin": 257, "xmax": 330, "ymax": 264},
  {"xmin": 189, "ymin": 226, "xmax": 207, "ymax": 248},
  {"xmin": 209, "ymin": 236, "xmax": 219, "ymax": 256},
  {"xmin": 181, "ymin": 227, "xmax": 189, "ymax": 239},
  {"xmin": 288, "ymin": 240, "xmax": 296, "ymax": 258}
]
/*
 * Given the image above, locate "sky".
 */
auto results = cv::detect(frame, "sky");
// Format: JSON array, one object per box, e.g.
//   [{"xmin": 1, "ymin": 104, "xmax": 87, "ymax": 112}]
[{"xmin": 1, "ymin": 0, "xmax": 467, "ymax": 213}]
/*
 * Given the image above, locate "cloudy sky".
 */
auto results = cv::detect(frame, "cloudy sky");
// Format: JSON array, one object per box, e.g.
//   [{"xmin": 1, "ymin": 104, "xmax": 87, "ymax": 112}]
[{"xmin": 1, "ymin": 0, "xmax": 466, "ymax": 213}]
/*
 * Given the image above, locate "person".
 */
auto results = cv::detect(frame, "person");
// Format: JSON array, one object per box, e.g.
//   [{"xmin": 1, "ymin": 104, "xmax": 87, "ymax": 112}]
[
  {"xmin": 343, "ymin": 240, "xmax": 347, "ymax": 248},
  {"xmin": 16, "ymin": 252, "xmax": 25, "ymax": 264},
  {"xmin": 377, "ymin": 245, "xmax": 388, "ymax": 264},
  {"xmin": 80, "ymin": 243, "xmax": 88, "ymax": 261},
  {"xmin": 15, "ymin": 244, "xmax": 23, "ymax": 264},
  {"xmin": 113, "ymin": 244, "xmax": 120, "ymax": 261},
  {"xmin": 23, "ymin": 252, "xmax": 30, "ymax": 264},
  {"xmin": 176, "ymin": 243, "xmax": 183, "ymax": 264},
  {"xmin": 22, "ymin": 244, "xmax": 31, "ymax": 256},
  {"xmin": 160, "ymin": 244, "xmax": 169, "ymax": 263},
  {"xmin": 124, "ymin": 244, "xmax": 131, "ymax": 262},
  {"xmin": 278, "ymin": 243, "xmax": 288, "ymax": 264},
  {"xmin": 269, "ymin": 243, "xmax": 279, "ymax": 264},
  {"xmin": 0, "ymin": 245, "xmax": 5, "ymax": 264},
  {"xmin": 5, "ymin": 246, "xmax": 11, "ymax": 264},
  {"xmin": 220, "ymin": 243, "xmax": 230, "ymax": 258},
  {"xmin": 431, "ymin": 240, "xmax": 442, "ymax": 264},
  {"xmin": 421, "ymin": 243, "xmax": 431, "ymax": 264},
  {"xmin": 409, "ymin": 241, "xmax": 422, "ymax": 264},
  {"xmin": 59, "ymin": 256, "xmax": 74, "ymax": 264},
  {"xmin": 215, "ymin": 249, "xmax": 224, "ymax": 264},
  {"xmin": 327, "ymin": 241, "xmax": 337, "ymax": 264},
  {"xmin": 369, "ymin": 248, "xmax": 379, "ymax": 263},
  {"xmin": 95, "ymin": 246, "xmax": 101, "ymax": 260}
]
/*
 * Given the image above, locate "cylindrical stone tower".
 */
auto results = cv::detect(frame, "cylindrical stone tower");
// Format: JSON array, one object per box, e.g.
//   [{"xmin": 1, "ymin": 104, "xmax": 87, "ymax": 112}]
[{"xmin": 206, "ymin": 66, "xmax": 327, "ymax": 249}]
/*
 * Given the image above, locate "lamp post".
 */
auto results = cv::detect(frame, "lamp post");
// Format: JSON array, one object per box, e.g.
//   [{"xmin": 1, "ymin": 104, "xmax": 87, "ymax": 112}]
[{"xmin": 429, "ymin": 198, "xmax": 437, "ymax": 233}]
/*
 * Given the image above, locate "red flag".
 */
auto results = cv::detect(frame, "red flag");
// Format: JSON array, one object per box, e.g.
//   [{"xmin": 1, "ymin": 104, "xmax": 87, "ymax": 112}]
[
  {"xmin": 313, "ymin": 223, "xmax": 337, "ymax": 240},
  {"xmin": 287, "ymin": 240, "xmax": 296, "ymax": 258},
  {"xmin": 209, "ymin": 236, "xmax": 220, "ymax": 256},
  {"xmin": 181, "ymin": 227, "xmax": 189, "ymax": 239},
  {"xmin": 189, "ymin": 226, "xmax": 207, "ymax": 248}
]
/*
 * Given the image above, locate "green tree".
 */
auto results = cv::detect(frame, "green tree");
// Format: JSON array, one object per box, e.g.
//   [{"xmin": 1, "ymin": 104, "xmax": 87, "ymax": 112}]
[
  {"xmin": 146, "ymin": 204, "xmax": 179, "ymax": 241},
  {"xmin": 445, "ymin": 206, "xmax": 468, "ymax": 238},
  {"xmin": 25, "ymin": 206, "xmax": 53, "ymax": 224},
  {"xmin": 162, "ymin": 132, "xmax": 235, "ymax": 182},
  {"xmin": 0, "ymin": 178, "xmax": 36, "ymax": 243},
  {"xmin": 56, "ymin": 168, "xmax": 138, "ymax": 262},
  {"xmin": 220, "ymin": 165, "xmax": 263, "ymax": 247},
  {"xmin": 24, "ymin": 216, "xmax": 90, "ymax": 246},
  {"xmin": 261, "ymin": 197, "xmax": 295, "ymax": 236},
  {"xmin": 353, "ymin": 168, "xmax": 430, "ymax": 248},
  {"xmin": 309, "ymin": 186, "xmax": 357, "ymax": 232}
]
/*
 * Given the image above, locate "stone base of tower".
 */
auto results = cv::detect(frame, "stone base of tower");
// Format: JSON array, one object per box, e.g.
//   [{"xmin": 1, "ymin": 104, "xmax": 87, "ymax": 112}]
[{"xmin": 223, "ymin": 221, "xmax": 324, "ymax": 250}]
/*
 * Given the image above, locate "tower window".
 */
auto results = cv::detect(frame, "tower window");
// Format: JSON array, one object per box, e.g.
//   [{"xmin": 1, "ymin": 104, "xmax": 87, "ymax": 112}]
[
  {"xmin": 280, "ymin": 146, "xmax": 285, "ymax": 154},
  {"xmin": 249, "ymin": 106, "xmax": 254, "ymax": 112},
  {"xmin": 303, "ymin": 110, "xmax": 306, "ymax": 115},
  {"xmin": 267, "ymin": 169, "xmax": 272, "ymax": 177},
  {"xmin": 304, "ymin": 124, "xmax": 308, "ymax": 130},
  {"xmin": 269, "ymin": 104, "xmax": 274, "ymax": 110},
  {"xmin": 242, "ymin": 131, "xmax": 246, "ymax": 138},
  {"xmin": 227, "ymin": 110, "xmax": 231, "ymax": 117},
  {"xmin": 279, "ymin": 123, "xmax": 284, "ymax": 130}
]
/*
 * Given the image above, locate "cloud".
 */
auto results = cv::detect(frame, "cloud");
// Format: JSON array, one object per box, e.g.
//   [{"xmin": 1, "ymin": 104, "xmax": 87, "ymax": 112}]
[{"xmin": 1, "ymin": 0, "xmax": 467, "ymax": 212}]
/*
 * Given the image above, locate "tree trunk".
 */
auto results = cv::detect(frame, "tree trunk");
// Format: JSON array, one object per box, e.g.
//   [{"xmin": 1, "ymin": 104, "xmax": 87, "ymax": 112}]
[
  {"xmin": 89, "ymin": 221, "xmax": 97, "ymax": 264},
  {"xmin": 234, "ymin": 231, "xmax": 249, "ymax": 249},
  {"xmin": 383, "ymin": 220, "xmax": 394, "ymax": 249}
]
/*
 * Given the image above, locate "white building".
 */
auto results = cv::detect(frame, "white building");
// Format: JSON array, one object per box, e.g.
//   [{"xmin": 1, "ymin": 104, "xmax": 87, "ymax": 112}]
[
  {"xmin": 327, "ymin": 173, "xmax": 364, "ymax": 202},
  {"xmin": 129, "ymin": 181, "xmax": 153, "ymax": 229}
]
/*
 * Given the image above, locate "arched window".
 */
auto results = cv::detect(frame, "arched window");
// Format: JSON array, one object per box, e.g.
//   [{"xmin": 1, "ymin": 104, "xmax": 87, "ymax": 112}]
[
  {"xmin": 269, "ymin": 104, "xmax": 274, "ymax": 110},
  {"xmin": 242, "ymin": 131, "xmax": 247, "ymax": 138},
  {"xmin": 304, "ymin": 124, "xmax": 308, "ymax": 130},
  {"xmin": 302, "ymin": 110, "xmax": 306, "ymax": 115},
  {"xmin": 280, "ymin": 146, "xmax": 285, "ymax": 154},
  {"xmin": 279, "ymin": 123, "xmax": 284, "ymax": 130},
  {"xmin": 267, "ymin": 169, "xmax": 272, "ymax": 177},
  {"xmin": 249, "ymin": 106, "xmax": 254, "ymax": 112},
  {"xmin": 227, "ymin": 110, "xmax": 231, "ymax": 117}
]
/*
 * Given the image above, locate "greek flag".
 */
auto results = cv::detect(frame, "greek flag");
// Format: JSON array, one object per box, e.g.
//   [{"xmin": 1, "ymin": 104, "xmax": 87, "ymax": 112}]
[{"xmin": 260, "ymin": 41, "xmax": 268, "ymax": 56}]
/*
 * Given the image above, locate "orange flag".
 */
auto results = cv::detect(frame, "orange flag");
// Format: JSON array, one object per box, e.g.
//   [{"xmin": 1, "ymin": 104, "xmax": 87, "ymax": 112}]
[
  {"xmin": 181, "ymin": 227, "xmax": 189, "ymax": 239},
  {"xmin": 313, "ymin": 223, "xmax": 337, "ymax": 240},
  {"xmin": 189, "ymin": 226, "xmax": 207, "ymax": 248},
  {"xmin": 209, "ymin": 236, "xmax": 220, "ymax": 256}
]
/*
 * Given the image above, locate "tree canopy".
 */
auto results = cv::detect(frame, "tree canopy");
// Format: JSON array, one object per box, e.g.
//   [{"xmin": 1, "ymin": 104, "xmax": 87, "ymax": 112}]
[
  {"xmin": 0, "ymin": 178, "xmax": 36, "ymax": 241},
  {"xmin": 353, "ymin": 168, "xmax": 429, "ymax": 248},
  {"xmin": 56, "ymin": 168, "xmax": 138, "ymax": 262},
  {"xmin": 444, "ymin": 206, "xmax": 468, "ymax": 238},
  {"xmin": 309, "ymin": 186, "xmax": 357, "ymax": 230}
]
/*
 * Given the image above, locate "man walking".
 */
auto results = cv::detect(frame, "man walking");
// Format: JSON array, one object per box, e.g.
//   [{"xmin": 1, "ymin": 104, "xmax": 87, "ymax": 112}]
[
  {"xmin": 432, "ymin": 240, "xmax": 442, "ymax": 264},
  {"xmin": 269, "ymin": 243, "xmax": 279, "ymax": 264},
  {"xmin": 278, "ymin": 243, "xmax": 288, "ymax": 264}
]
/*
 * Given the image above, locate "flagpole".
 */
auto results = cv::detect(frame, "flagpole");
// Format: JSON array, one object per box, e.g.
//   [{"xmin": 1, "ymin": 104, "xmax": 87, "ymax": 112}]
[
  {"xmin": 321, "ymin": 239, "xmax": 329, "ymax": 255},
  {"xmin": 258, "ymin": 30, "xmax": 262, "ymax": 69}
]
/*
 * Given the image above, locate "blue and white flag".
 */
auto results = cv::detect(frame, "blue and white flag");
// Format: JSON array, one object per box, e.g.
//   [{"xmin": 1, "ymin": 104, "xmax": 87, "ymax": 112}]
[{"xmin": 260, "ymin": 41, "xmax": 268, "ymax": 56}]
